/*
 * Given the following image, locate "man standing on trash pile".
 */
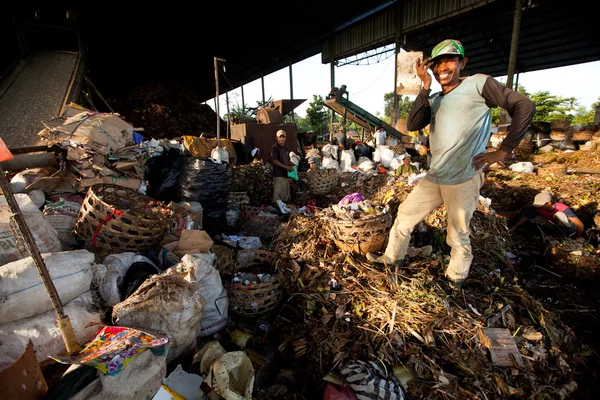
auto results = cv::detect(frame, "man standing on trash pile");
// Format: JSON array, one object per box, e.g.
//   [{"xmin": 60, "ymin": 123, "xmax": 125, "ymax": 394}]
[
  {"xmin": 271, "ymin": 129, "xmax": 294, "ymax": 204},
  {"xmin": 366, "ymin": 38, "xmax": 535, "ymax": 290},
  {"xmin": 510, "ymin": 191, "xmax": 585, "ymax": 238}
]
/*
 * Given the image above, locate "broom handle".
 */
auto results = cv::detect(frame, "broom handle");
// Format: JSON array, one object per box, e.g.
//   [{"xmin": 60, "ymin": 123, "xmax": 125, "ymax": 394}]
[{"xmin": 0, "ymin": 166, "xmax": 80, "ymax": 353}]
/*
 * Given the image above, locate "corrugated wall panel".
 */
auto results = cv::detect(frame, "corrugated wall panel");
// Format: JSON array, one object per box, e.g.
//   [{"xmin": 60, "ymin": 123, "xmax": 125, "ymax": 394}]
[{"xmin": 323, "ymin": 0, "xmax": 499, "ymax": 63}]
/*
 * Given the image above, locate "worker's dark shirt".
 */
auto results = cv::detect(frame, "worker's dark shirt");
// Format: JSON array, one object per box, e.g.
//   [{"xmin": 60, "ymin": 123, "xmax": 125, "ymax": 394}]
[{"xmin": 270, "ymin": 143, "xmax": 290, "ymax": 178}]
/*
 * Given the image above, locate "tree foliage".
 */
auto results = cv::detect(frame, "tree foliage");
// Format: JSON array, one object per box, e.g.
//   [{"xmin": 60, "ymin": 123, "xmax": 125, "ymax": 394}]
[
  {"xmin": 303, "ymin": 95, "xmax": 329, "ymax": 134},
  {"xmin": 383, "ymin": 92, "xmax": 413, "ymax": 121},
  {"xmin": 529, "ymin": 91, "xmax": 577, "ymax": 122}
]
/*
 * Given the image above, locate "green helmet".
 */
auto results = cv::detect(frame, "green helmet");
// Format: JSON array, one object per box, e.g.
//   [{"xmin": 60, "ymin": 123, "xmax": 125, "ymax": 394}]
[{"xmin": 430, "ymin": 39, "xmax": 464, "ymax": 60}]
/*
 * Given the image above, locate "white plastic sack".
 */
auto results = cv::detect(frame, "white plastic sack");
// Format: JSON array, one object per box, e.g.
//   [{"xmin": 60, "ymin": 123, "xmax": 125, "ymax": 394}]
[
  {"xmin": 389, "ymin": 156, "xmax": 403, "ymax": 172},
  {"xmin": 357, "ymin": 157, "xmax": 376, "ymax": 172},
  {"xmin": 289, "ymin": 152, "xmax": 301, "ymax": 166},
  {"xmin": 95, "ymin": 252, "xmax": 160, "ymax": 307},
  {"xmin": 211, "ymin": 147, "xmax": 229, "ymax": 164},
  {"xmin": 0, "ymin": 193, "xmax": 63, "ymax": 267},
  {"xmin": 378, "ymin": 146, "xmax": 395, "ymax": 168},
  {"xmin": 28, "ymin": 190, "xmax": 46, "ymax": 209},
  {"xmin": 0, "ymin": 291, "xmax": 102, "ymax": 370},
  {"xmin": 340, "ymin": 149, "xmax": 356, "ymax": 171},
  {"xmin": 322, "ymin": 144, "xmax": 339, "ymax": 160},
  {"xmin": 180, "ymin": 254, "xmax": 229, "ymax": 337},
  {"xmin": 112, "ymin": 265, "xmax": 206, "ymax": 362},
  {"xmin": 305, "ymin": 148, "xmax": 320, "ymax": 159},
  {"xmin": 509, "ymin": 161, "xmax": 535, "ymax": 173},
  {"xmin": 9, "ymin": 168, "xmax": 52, "ymax": 193},
  {"xmin": 238, "ymin": 236, "xmax": 262, "ymax": 249},
  {"xmin": 322, "ymin": 157, "xmax": 339, "ymax": 170},
  {"xmin": 206, "ymin": 351, "xmax": 254, "ymax": 400},
  {"xmin": 0, "ymin": 249, "xmax": 94, "ymax": 325},
  {"xmin": 408, "ymin": 172, "xmax": 427, "ymax": 186}
]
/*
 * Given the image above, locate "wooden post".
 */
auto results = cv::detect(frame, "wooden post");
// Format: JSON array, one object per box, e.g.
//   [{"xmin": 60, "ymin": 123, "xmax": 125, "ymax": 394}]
[{"xmin": 499, "ymin": 0, "xmax": 523, "ymax": 133}]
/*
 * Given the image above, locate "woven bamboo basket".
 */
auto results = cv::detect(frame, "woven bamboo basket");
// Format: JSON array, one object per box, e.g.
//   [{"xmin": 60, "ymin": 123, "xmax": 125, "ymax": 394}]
[
  {"xmin": 515, "ymin": 138, "xmax": 535, "ymax": 156},
  {"xmin": 74, "ymin": 184, "xmax": 172, "ymax": 258},
  {"xmin": 306, "ymin": 168, "xmax": 339, "ymax": 195},
  {"xmin": 328, "ymin": 211, "xmax": 393, "ymax": 255},
  {"xmin": 228, "ymin": 249, "xmax": 284, "ymax": 316}
]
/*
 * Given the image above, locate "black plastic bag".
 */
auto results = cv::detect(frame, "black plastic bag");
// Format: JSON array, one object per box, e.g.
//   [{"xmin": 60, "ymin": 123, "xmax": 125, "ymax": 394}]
[
  {"xmin": 178, "ymin": 156, "xmax": 231, "ymax": 220},
  {"xmin": 145, "ymin": 147, "xmax": 183, "ymax": 203}
]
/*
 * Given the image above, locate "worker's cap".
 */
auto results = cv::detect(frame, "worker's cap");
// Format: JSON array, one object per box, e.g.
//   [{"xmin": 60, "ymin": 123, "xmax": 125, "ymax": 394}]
[
  {"xmin": 430, "ymin": 39, "xmax": 465, "ymax": 61},
  {"xmin": 251, "ymin": 148, "xmax": 260, "ymax": 157},
  {"xmin": 532, "ymin": 191, "xmax": 552, "ymax": 207},
  {"xmin": 276, "ymin": 130, "xmax": 286, "ymax": 138}
]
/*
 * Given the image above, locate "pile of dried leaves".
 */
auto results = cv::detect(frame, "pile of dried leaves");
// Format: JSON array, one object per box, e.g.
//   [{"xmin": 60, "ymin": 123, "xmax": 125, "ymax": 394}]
[
  {"xmin": 228, "ymin": 149, "xmax": 599, "ymax": 398},
  {"xmin": 111, "ymin": 82, "xmax": 227, "ymax": 140}
]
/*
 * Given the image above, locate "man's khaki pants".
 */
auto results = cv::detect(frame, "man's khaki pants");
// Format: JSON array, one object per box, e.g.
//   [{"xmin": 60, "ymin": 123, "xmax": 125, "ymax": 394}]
[
  {"xmin": 273, "ymin": 177, "xmax": 290, "ymax": 203},
  {"xmin": 383, "ymin": 172, "xmax": 484, "ymax": 281}
]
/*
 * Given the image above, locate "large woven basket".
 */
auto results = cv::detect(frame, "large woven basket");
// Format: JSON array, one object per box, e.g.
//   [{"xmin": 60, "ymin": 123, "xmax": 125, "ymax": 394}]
[
  {"xmin": 328, "ymin": 211, "xmax": 393, "ymax": 255},
  {"xmin": 306, "ymin": 168, "xmax": 339, "ymax": 195},
  {"xmin": 74, "ymin": 184, "xmax": 172, "ymax": 259},
  {"xmin": 228, "ymin": 249, "xmax": 284, "ymax": 316}
]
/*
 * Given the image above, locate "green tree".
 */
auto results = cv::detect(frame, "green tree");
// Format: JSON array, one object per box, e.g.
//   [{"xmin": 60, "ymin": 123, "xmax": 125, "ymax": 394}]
[
  {"xmin": 572, "ymin": 105, "xmax": 594, "ymax": 125},
  {"xmin": 304, "ymin": 95, "xmax": 329, "ymax": 134},
  {"xmin": 572, "ymin": 96, "xmax": 599, "ymax": 125},
  {"xmin": 530, "ymin": 91, "xmax": 576, "ymax": 122},
  {"xmin": 383, "ymin": 92, "xmax": 413, "ymax": 121}
]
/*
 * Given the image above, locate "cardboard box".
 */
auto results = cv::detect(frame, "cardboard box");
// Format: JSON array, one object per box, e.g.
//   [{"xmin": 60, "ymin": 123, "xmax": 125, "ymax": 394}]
[
  {"xmin": 77, "ymin": 176, "xmax": 141, "ymax": 191},
  {"xmin": 158, "ymin": 229, "xmax": 214, "ymax": 269}
]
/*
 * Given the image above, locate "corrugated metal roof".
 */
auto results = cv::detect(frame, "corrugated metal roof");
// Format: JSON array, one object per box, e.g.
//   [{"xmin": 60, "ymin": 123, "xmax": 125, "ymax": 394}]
[{"xmin": 4, "ymin": 0, "xmax": 599, "ymax": 103}]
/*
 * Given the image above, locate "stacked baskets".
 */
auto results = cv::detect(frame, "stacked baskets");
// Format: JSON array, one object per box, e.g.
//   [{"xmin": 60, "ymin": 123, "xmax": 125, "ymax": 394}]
[
  {"xmin": 74, "ymin": 184, "xmax": 172, "ymax": 262},
  {"xmin": 228, "ymin": 249, "xmax": 284, "ymax": 316},
  {"xmin": 306, "ymin": 168, "xmax": 339, "ymax": 195},
  {"xmin": 328, "ymin": 211, "xmax": 393, "ymax": 255}
]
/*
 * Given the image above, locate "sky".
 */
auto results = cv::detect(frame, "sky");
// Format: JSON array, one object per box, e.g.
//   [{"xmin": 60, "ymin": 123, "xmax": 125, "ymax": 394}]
[{"xmin": 209, "ymin": 46, "xmax": 600, "ymax": 120}]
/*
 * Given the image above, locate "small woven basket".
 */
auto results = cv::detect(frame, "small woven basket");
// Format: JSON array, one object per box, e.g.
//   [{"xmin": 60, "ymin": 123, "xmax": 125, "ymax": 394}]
[
  {"xmin": 228, "ymin": 249, "xmax": 284, "ymax": 316},
  {"xmin": 328, "ymin": 211, "xmax": 393, "ymax": 255},
  {"xmin": 306, "ymin": 168, "xmax": 339, "ymax": 195},
  {"xmin": 74, "ymin": 184, "xmax": 172, "ymax": 258},
  {"xmin": 514, "ymin": 138, "xmax": 535, "ymax": 156}
]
